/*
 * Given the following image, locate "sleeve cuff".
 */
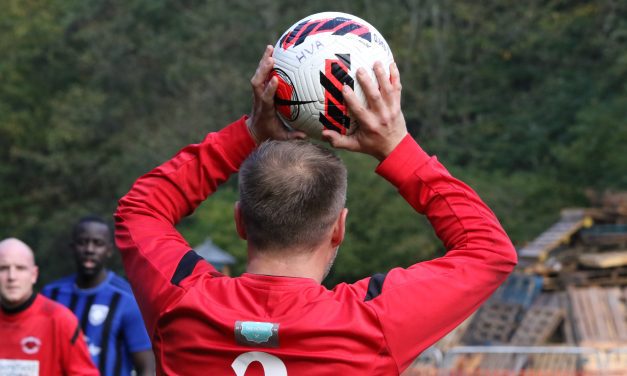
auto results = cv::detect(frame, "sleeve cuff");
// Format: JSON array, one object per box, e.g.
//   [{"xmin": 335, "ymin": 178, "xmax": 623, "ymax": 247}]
[
  {"xmin": 213, "ymin": 115, "xmax": 256, "ymax": 167},
  {"xmin": 375, "ymin": 135, "xmax": 432, "ymax": 188}
]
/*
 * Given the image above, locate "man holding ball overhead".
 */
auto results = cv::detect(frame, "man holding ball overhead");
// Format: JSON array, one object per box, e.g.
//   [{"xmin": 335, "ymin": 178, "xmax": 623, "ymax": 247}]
[{"xmin": 114, "ymin": 44, "xmax": 517, "ymax": 374}]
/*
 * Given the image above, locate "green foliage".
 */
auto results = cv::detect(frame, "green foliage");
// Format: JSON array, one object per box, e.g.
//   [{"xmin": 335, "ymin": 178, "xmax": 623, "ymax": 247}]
[
  {"xmin": 326, "ymin": 151, "xmax": 440, "ymax": 286},
  {"xmin": 179, "ymin": 183, "xmax": 248, "ymax": 274},
  {"xmin": 452, "ymin": 167, "xmax": 586, "ymax": 245},
  {"xmin": 1, "ymin": 0, "xmax": 625, "ymax": 286},
  {"xmin": 555, "ymin": 94, "xmax": 627, "ymax": 188}
]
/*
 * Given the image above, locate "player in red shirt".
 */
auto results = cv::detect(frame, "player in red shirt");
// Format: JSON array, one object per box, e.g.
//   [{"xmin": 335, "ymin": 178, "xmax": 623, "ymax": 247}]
[
  {"xmin": 114, "ymin": 46, "xmax": 517, "ymax": 375},
  {"xmin": 0, "ymin": 238, "xmax": 98, "ymax": 375}
]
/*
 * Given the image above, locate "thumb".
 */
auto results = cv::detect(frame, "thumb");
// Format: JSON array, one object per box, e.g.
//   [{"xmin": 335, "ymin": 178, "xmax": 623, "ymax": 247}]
[
  {"xmin": 322, "ymin": 130, "xmax": 359, "ymax": 151},
  {"xmin": 287, "ymin": 130, "xmax": 308, "ymax": 140}
]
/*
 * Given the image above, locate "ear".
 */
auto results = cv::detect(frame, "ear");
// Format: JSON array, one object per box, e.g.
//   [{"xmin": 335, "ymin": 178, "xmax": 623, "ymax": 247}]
[
  {"xmin": 234, "ymin": 201, "xmax": 247, "ymax": 240},
  {"xmin": 331, "ymin": 208, "xmax": 348, "ymax": 247},
  {"xmin": 32, "ymin": 265, "xmax": 39, "ymax": 286}
]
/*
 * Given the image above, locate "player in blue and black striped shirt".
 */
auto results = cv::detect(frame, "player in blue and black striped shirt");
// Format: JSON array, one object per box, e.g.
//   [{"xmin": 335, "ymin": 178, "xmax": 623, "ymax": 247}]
[{"xmin": 43, "ymin": 215, "xmax": 155, "ymax": 376}]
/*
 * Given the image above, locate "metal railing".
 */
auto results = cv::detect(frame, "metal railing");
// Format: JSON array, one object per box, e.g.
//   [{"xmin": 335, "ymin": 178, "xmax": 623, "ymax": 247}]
[{"xmin": 402, "ymin": 346, "xmax": 627, "ymax": 376}]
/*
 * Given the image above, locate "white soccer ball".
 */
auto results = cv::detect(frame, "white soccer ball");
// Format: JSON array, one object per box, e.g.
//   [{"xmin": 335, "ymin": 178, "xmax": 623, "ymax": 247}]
[{"xmin": 272, "ymin": 12, "xmax": 394, "ymax": 139}]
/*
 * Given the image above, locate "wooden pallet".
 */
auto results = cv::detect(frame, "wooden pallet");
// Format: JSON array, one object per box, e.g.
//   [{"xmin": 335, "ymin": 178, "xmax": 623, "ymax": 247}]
[
  {"xmin": 581, "ymin": 350, "xmax": 627, "ymax": 375},
  {"xmin": 580, "ymin": 224, "xmax": 627, "ymax": 246},
  {"xmin": 471, "ymin": 304, "xmax": 568, "ymax": 374},
  {"xmin": 475, "ymin": 353, "xmax": 520, "ymax": 374},
  {"xmin": 568, "ymin": 286, "xmax": 627, "ymax": 346},
  {"xmin": 525, "ymin": 352, "xmax": 580, "ymax": 375},
  {"xmin": 510, "ymin": 305, "xmax": 564, "ymax": 345},
  {"xmin": 464, "ymin": 351, "xmax": 585, "ymax": 375},
  {"xmin": 463, "ymin": 302, "xmax": 522, "ymax": 345},
  {"xmin": 518, "ymin": 209, "xmax": 592, "ymax": 262},
  {"xmin": 579, "ymin": 250, "xmax": 627, "ymax": 269},
  {"xmin": 562, "ymin": 267, "xmax": 627, "ymax": 288},
  {"xmin": 491, "ymin": 273, "xmax": 544, "ymax": 309},
  {"xmin": 531, "ymin": 292, "xmax": 576, "ymax": 343}
]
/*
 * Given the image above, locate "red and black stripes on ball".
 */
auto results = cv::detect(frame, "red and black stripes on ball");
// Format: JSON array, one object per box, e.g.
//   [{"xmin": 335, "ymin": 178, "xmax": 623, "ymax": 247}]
[
  {"xmin": 279, "ymin": 16, "xmax": 372, "ymax": 50},
  {"xmin": 319, "ymin": 54, "xmax": 353, "ymax": 134}
]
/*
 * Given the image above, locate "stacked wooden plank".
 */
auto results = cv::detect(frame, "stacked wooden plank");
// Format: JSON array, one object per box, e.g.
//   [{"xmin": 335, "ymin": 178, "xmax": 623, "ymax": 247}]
[
  {"xmin": 474, "ymin": 303, "xmax": 567, "ymax": 372},
  {"xmin": 524, "ymin": 352, "xmax": 580, "ymax": 375},
  {"xmin": 579, "ymin": 250, "xmax": 627, "ymax": 268},
  {"xmin": 562, "ymin": 267, "xmax": 627, "ymax": 288},
  {"xmin": 491, "ymin": 273, "xmax": 544, "ymax": 309},
  {"xmin": 509, "ymin": 305, "xmax": 564, "ymax": 345},
  {"xmin": 568, "ymin": 286, "xmax": 627, "ymax": 347},
  {"xmin": 533, "ymin": 292, "xmax": 577, "ymax": 344},
  {"xmin": 436, "ymin": 195, "xmax": 627, "ymax": 374},
  {"xmin": 462, "ymin": 302, "xmax": 523, "ymax": 345},
  {"xmin": 583, "ymin": 349, "xmax": 627, "ymax": 376},
  {"xmin": 518, "ymin": 209, "xmax": 592, "ymax": 263},
  {"xmin": 580, "ymin": 225, "xmax": 627, "ymax": 246}
]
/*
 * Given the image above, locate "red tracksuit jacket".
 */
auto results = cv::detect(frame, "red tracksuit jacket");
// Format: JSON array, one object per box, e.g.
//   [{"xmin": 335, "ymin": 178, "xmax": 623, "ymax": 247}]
[{"xmin": 114, "ymin": 117, "xmax": 517, "ymax": 375}]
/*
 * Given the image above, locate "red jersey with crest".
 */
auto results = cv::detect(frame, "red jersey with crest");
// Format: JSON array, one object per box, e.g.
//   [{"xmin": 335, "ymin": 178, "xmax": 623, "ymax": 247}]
[
  {"xmin": 114, "ymin": 117, "xmax": 517, "ymax": 375},
  {"xmin": 0, "ymin": 294, "xmax": 98, "ymax": 375}
]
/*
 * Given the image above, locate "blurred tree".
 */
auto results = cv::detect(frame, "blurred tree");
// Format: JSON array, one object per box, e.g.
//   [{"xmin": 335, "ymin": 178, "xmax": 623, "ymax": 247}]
[{"xmin": 1, "ymin": 0, "xmax": 625, "ymax": 285}]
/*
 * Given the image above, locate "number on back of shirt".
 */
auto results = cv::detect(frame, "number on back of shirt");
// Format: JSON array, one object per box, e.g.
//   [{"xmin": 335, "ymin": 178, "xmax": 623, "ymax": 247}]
[{"xmin": 231, "ymin": 352, "xmax": 287, "ymax": 376}]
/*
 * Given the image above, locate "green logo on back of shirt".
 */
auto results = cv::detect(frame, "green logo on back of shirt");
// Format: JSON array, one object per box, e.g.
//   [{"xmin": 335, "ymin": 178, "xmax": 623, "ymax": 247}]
[{"xmin": 235, "ymin": 321, "xmax": 280, "ymax": 348}]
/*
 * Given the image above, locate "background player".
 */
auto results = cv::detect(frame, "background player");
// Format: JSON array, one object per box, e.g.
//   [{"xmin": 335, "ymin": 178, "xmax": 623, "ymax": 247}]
[
  {"xmin": 43, "ymin": 216, "xmax": 154, "ymax": 376},
  {"xmin": 114, "ymin": 46, "xmax": 517, "ymax": 374},
  {"xmin": 0, "ymin": 237, "xmax": 98, "ymax": 375}
]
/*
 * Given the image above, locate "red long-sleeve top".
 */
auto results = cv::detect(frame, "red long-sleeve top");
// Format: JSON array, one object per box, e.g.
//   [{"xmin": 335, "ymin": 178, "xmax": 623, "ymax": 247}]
[
  {"xmin": 0, "ymin": 294, "xmax": 98, "ymax": 375},
  {"xmin": 114, "ymin": 117, "xmax": 517, "ymax": 375}
]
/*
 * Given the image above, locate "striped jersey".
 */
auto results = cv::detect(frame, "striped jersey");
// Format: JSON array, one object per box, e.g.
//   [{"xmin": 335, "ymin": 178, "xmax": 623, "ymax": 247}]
[{"xmin": 42, "ymin": 271, "xmax": 151, "ymax": 376}]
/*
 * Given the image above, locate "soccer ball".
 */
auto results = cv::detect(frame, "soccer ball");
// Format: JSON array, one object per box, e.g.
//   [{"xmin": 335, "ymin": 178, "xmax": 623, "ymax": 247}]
[{"xmin": 272, "ymin": 12, "xmax": 394, "ymax": 139}]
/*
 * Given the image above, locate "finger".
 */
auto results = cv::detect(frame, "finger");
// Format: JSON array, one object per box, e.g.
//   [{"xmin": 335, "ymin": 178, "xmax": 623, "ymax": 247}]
[
  {"xmin": 287, "ymin": 130, "xmax": 308, "ymax": 140},
  {"xmin": 343, "ymin": 83, "xmax": 372, "ymax": 126},
  {"xmin": 356, "ymin": 67, "xmax": 383, "ymax": 113},
  {"xmin": 251, "ymin": 45, "xmax": 274, "ymax": 89},
  {"xmin": 260, "ymin": 56, "xmax": 275, "ymax": 82},
  {"xmin": 321, "ymin": 129, "xmax": 359, "ymax": 151},
  {"xmin": 389, "ymin": 62, "xmax": 402, "ymax": 103},
  {"xmin": 264, "ymin": 44, "xmax": 274, "ymax": 58},
  {"xmin": 261, "ymin": 76, "xmax": 278, "ymax": 106},
  {"xmin": 261, "ymin": 45, "xmax": 275, "ymax": 75},
  {"xmin": 374, "ymin": 61, "xmax": 394, "ymax": 105},
  {"xmin": 342, "ymin": 85, "xmax": 367, "ymax": 120},
  {"xmin": 272, "ymin": 119, "xmax": 306, "ymax": 141}
]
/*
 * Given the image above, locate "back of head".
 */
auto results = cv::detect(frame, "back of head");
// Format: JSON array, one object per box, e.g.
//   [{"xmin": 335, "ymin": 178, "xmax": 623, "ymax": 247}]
[{"xmin": 239, "ymin": 140, "xmax": 347, "ymax": 252}]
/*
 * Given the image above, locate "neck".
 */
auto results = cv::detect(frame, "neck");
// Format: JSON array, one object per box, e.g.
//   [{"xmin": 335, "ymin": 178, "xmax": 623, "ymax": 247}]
[
  {"xmin": 76, "ymin": 269, "xmax": 108, "ymax": 289},
  {"xmin": 1, "ymin": 292, "xmax": 37, "ymax": 314},
  {"xmin": 246, "ymin": 247, "xmax": 329, "ymax": 284}
]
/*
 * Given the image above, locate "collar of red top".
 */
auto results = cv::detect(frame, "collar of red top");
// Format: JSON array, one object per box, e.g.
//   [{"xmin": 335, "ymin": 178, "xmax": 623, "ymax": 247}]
[{"xmin": 1, "ymin": 292, "xmax": 37, "ymax": 315}]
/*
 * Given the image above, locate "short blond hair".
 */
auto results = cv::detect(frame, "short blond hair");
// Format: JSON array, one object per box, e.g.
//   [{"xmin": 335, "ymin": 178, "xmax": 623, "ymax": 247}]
[{"xmin": 239, "ymin": 140, "xmax": 347, "ymax": 251}]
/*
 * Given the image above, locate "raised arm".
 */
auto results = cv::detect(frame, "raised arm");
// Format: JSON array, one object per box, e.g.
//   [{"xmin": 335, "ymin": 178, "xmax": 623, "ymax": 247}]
[
  {"xmin": 327, "ymin": 62, "xmax": 517, "ymax": 372},
  {"xmin": 114, "ymin": 46, "xmax": 305, "ymax": 334},
  {"xmin": 373, "ymin": 132, "xmax": 517, "ymax": 371},
  {"xmin": 114, "ymin": 118, "xmax": 254, "ymax": 333}
]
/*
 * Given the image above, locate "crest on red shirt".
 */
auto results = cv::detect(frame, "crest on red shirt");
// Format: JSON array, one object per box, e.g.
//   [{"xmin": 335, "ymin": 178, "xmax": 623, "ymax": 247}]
[
  {"xmin": 20, "ymin": 336, "xmax": 42, "ymax": 354},
  {"xmin": 235, "ymin": 321, "xmax": 280, "ymax": 348}
]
